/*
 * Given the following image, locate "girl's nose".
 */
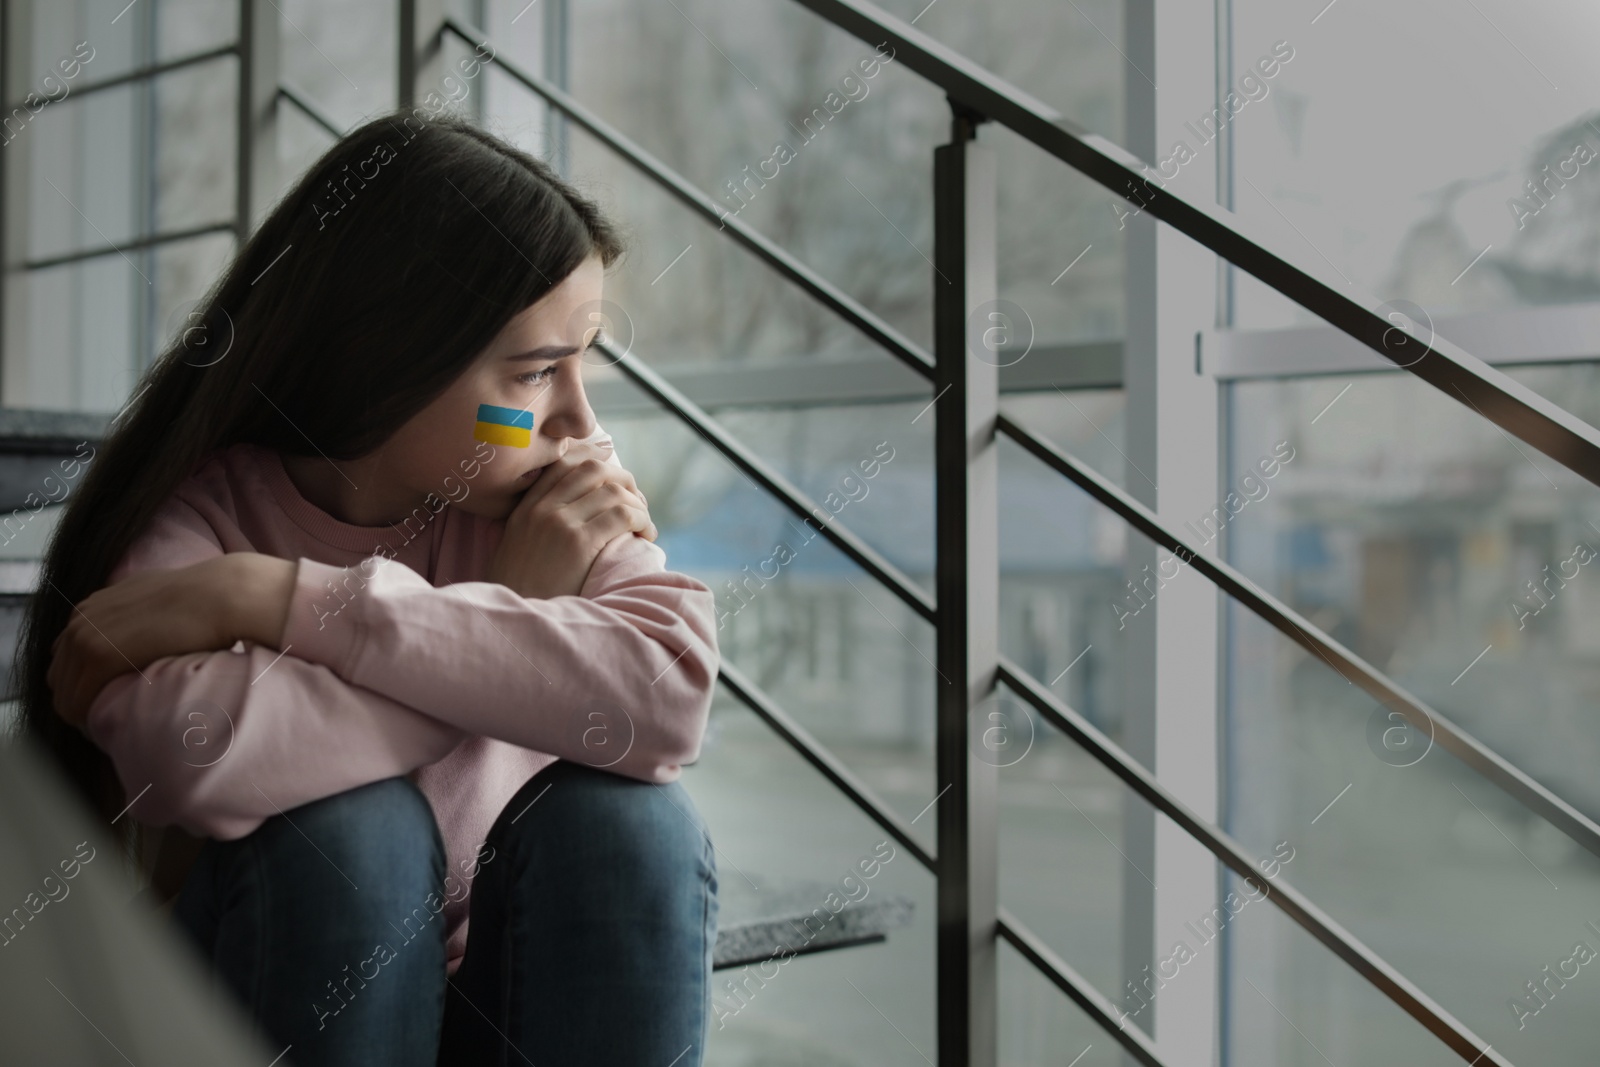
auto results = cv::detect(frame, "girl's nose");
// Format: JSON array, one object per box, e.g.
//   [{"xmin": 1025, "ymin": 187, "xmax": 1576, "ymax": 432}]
[{"xmin": 540, "ymin": 388, "xmax": 597, "ymax": 443}]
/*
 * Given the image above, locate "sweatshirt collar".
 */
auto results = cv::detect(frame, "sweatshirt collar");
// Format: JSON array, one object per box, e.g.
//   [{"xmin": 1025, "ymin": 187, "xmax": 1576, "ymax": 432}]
[{"xmin": 254, "ymin": 443, "xmax": 444, "ymax": 557}]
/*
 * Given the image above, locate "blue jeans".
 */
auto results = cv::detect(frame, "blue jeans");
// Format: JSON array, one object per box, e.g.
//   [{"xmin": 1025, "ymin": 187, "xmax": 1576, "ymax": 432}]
[{"xmin": 172, "ymin": 761, "xmax": 719, "ymax": 1066}]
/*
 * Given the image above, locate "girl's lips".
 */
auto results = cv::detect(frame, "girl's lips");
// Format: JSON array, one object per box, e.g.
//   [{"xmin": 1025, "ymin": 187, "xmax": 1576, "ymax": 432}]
[{"xmin": 519, "ymin": 466, "xmax": 546, "ymax": 481}]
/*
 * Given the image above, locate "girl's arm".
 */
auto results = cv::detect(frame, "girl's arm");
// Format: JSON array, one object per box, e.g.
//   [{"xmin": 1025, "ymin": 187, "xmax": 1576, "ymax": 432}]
[
  {"xmin": 258, "ymin": 523, "xmax": 720, "ymax": 785},
  {"xmin": 74, "ymin": 497, "xmax": 468, "ymax": 840},
  {"xmin": 86, "ymin": 647, "xmax": 467, "ymax": 840},
  {"xmin": 221, "ymin": 440, "xmax": 721, "ymax": 785}
]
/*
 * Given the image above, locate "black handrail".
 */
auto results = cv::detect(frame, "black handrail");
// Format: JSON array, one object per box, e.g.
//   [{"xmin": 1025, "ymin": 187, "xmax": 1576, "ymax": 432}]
[
  {"xmin": 419, "ymin": 14, "xmax": 1548, "ymax": 1063},
  {"xmin": 600, "ymin": 336, "xmax": 1519, "ymax": 1059},
  {"xmin": 790, "ymin": 0, "xmax": 1600, "ymax": 494},
  {"xmin": 539, "ymin": 64, "xmax": 1544, "ymax": 1058},
  {"xmin": 433, "ymin": 21, "xmax": 1600, "ymax": 870}
]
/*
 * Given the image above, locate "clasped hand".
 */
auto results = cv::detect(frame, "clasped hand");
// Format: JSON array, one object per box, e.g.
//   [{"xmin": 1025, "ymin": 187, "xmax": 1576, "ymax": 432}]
[{"xmin": 484, "ymin": 439, "xmax": 657, "ymax": 600}]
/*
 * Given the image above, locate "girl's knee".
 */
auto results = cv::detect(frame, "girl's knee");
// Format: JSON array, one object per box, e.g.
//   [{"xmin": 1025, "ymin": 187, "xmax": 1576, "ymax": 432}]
[
  {"xmin": 254, "ymin": 776, "xmax": 443, "ymax": 886},
  {"xmin": 496, "ymin": 762, "xmax": 712, "ymax": 871}
]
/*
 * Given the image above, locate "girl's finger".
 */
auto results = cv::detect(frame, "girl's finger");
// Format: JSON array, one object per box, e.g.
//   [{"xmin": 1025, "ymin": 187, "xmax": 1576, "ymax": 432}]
[
  {"xmin": 596, "ymin": 500, "xmax": 653, "ymax": 546},
  {"xmin": 563, "ymin": 482, "xmax": 648, "ymax": 531},
  {"xmin": 541, "ymin": 454, "xmax": 640, "ymax": 509}
]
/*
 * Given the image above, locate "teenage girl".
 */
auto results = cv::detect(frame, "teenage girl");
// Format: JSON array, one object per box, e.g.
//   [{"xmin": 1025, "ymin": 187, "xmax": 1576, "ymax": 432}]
[{"xmin": 14, "ymin": 110, "xmax": 721, "ymax": 1067}]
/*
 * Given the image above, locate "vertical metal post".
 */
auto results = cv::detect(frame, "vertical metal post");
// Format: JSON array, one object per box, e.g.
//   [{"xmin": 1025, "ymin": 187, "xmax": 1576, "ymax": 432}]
[
  {"xmin": 0, "ymin": 0, "xmax": 12, "ymax": 403},
  {"xmin": 1121, "ymin": 0, "xmax": 1159, "ymax": 1028},
  {"xmin": 469, "ymin": 0, "xmax": 486, "ymax": 125},
  {"xmin": 933, "ymin": 102, "xmax": 998, "ymax": 1067},
  {"xmin": 543, "ymin": 0, "xmax": 570, "ymax": 177},
  {"xmin": 236, "ymin": 0, "xmax": 279, "ymax": 241},
  {"xmin": 398, "ymin": 0, "xmax": 446, "ymax": 111},
  {"xmin": 0, "ymin": 0, "xmax": 33, "ymax": 403},
  {"xmin": 134, "ymin": 3, "xmax": 155, "ymax": 371}
]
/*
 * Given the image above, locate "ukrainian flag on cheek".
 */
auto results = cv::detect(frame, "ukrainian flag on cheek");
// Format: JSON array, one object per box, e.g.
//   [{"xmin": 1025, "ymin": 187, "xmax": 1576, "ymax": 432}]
[{"xmin": 474, "ymin": 404, "xmax": 534, "ymax": 448}]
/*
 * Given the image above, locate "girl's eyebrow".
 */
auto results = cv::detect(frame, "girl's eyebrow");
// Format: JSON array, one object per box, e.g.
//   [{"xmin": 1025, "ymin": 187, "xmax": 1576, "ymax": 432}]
[{"xmin": 506, "ymin": 345, "xmax": 580, "ymax": 362}]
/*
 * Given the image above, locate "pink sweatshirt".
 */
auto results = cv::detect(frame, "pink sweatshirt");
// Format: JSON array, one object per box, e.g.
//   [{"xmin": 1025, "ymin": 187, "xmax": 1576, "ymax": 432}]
[{"xmin": 84, "ymin": 429, "xmax": 719, "ymax": 974}]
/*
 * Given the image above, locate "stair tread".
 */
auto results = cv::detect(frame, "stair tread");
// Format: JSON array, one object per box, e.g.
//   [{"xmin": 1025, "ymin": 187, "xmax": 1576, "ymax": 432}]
[{"xmin": 712, "ymin": 873, "xmax": 913, "ymax": 969}]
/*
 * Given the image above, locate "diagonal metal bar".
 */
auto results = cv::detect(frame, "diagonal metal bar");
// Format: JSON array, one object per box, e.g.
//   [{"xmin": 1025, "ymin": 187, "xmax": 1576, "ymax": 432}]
[
  {"xmin": 7, "ymin": 42, "xmax": 238, "ymax": 113},
  {"xmin": 277, "ymin": 82, "xmax": 343, "ymax": 138},
  {"xmin": 440, "ymin": 17, "xmax": 934, "ymax": 385},
  {"xmin": 23, "ymin": 220, "xmax": 236, "ymax": 272},
  {"xmin": 997, "ymin": 657, "xmax": 1511, "ymax": 1067},
  {"xmin": 999, "ymin": 408, "xmax": 1600, "ymax": 864},
  {"xmin": 717, "ymin": 658, "xmax": 934, "ymax": 871},
  {"xmin": 791, "ymin": 0, "xmax": 1600, "ymax": 492},
  {"xmin": 996, "ymin": 907, "xmax": 1166, "ymax": 1067},
  {"xmin": 599, "ymin": 336, "xmax": 935, "ymax": 626}
]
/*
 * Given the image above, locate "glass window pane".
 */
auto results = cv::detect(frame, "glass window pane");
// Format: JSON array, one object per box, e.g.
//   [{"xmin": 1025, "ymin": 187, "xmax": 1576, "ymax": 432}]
[
  {"xmin": 1222, "ymin": 366, "xmax": 1600, "ymax": 1066},
  {"xmin": 27, "ymin": 79, "xmax": 145, "ymax": 262},
  {"xmin": 278, "ymin": 0, "xmax": 398, "ymax": 128},
  {"xmin": 891, "ymin": 0, "xmax": 1124, "ymax": 141},
  {"xmin": 147, "ymin": 230, "xmax": 237, "ymax": 368},
  {"xmin": 25, "ymin": 55, "xmax": 235, "ymax": 264},
  {"xmin": 482, "ymin": 0, "xmax": 1124, "ymax": 372},
  {"xmin": 17, "ymin": 0, "xmax": 234, "ymax": 102},
  {"xmin": 7, "ymin": 230, "xmax": 231, "ymax": 411},
  {"xmin": 12, "ymin": 255, "xmax": 141, "ymax": 410},
  {"xmin": 156, "ymin": 0, "xmax": 238, "ymax": 60},
  {"xmin": 24, "ymin": 2, "xmax": 142, "ymax": 92},
  {"xmin": 152, "ymin": 59, "xmax": 238, "ymax": 233},
  {"xmin": 1230, "ymin": 0, "xmax": 1600, "ymax": 327}
]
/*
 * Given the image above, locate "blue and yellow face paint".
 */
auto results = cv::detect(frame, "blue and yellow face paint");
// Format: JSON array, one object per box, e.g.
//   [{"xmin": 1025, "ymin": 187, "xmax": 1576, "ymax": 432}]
[{"xmin": 474, "ymin": 404, "xmax": 534, "ymax": 448}]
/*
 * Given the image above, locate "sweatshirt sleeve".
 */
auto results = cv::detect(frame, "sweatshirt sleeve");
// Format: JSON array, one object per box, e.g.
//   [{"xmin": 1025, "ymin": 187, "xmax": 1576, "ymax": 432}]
[
  {"xmin": 278, "ymin": 470, "xmax": 721, "ymax": 785},
  {"xmin": 83, "ymin": 496, "xmax": 468, "ymax": 841}
]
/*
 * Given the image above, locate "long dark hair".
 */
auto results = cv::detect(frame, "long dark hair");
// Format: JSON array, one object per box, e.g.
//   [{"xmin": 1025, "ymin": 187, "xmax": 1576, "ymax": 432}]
[{"xmin": 9, "ymin": 110, "xmax": 627, "ymax": 862}]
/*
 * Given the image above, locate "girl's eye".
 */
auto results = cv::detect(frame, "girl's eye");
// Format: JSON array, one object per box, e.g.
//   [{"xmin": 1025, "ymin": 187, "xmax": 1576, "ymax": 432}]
[{"xmin": 517, "ymin": 365, "xmax": 559, "ymax": 386}]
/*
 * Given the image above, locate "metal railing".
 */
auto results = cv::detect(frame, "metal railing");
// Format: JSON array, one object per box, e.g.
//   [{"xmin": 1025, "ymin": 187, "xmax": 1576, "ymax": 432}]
[
  {"xmin": 383, "ymin": 6, "xmax": 1600, "ymax": 1064},
  {"xmin": 10, "ymin": 0, "xmax": 1577, "ymax": 1059},
  {"xmin": 277, "ymin": 82, "xmax": 342, "ymax": 139}
]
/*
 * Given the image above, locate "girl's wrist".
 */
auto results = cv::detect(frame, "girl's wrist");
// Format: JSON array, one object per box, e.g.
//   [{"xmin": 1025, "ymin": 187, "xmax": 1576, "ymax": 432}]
[{"xmin": 224, "ymin": 553, "xmax": 299, "ymax": 649}]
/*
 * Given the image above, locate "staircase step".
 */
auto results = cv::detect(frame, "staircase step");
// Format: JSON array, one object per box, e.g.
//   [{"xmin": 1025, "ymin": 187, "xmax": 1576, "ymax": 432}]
[
  {"xmin": 712, "ymin": 874, "xmax": 913, "ymax": 970},
  {"xmin": 0, "ymin": 407, "xmax": 109, "ymax": 513}
]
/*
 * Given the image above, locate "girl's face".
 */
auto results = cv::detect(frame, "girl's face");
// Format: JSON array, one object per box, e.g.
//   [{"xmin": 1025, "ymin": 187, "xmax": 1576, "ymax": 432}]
[{"xmin": 379, "ymin": 253, "xmax": 606, "ymax": 521}]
